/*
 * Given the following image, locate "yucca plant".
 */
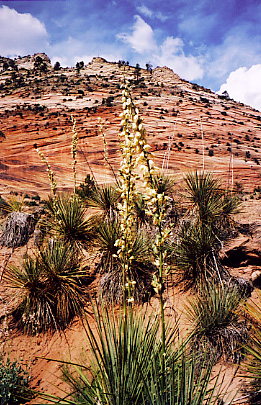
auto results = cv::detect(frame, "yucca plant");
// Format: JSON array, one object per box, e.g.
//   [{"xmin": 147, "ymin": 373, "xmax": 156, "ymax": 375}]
[
  {"xmin": 43, "ymin": 193, "xmax": 95, "ymax": 248},
  {"xmin": 37, "ymin": 304, "xmax": 179, "ymax": 405},
  {"xmin": 151, "ymin": 173, "xmax": 175, "ymax": 197},
  {"xmin": 173, "ymin": 221, "xmax": 225, "ymax": 290},
  {"xmin": 4, "ymin": 241, "xmax": 89, "ymax": 332},
  {"xmin": 86, "ymin": 183, "xmax": 120, "ymax": 218},
  {"xmin": 4, "ymin": 255, "xmax": 54, "ymax": 333},
  {"xmin": 186, "ymin": 281, "xmax": 247, "ymax": 363},
  {"xmin": 36, "ymin": 306, "xmax": 233, "ymax": 405},
  {"xmin": 218, "ymin": 192, "xmax": 240, "ymax": 238},
  {"xmin": 39, "ymin": 240, "xmax": 88, "ymax": 329},
  {"xmin": 95, "ymin": 215, "xmax": 121, "ymax": 273},
  {"xmin": 184, "ymin": 171, "xmax": 240, "ymax": 236},
  {"xmin": 242, "ymin": 290, "xmax": 261, "ymax": 404},
  {"xmin": 144, "ymin": 349, "xmax": 233, "ymax": 405},
  {"xmin": 95, "ymin": 216, "xmax": 154, "ymax": 303},
  {"xmin": 184, "ymin": 171, "xmax": 224, "ymax": 226},
  {"xmin": 5, "ymin": 194, "xmax": 25, "ymax": 213}
]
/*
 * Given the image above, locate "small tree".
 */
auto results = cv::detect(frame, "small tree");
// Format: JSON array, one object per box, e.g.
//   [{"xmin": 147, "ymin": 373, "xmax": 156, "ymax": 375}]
[
  {"xmin": 76, "ymin": 61, "xmax": 84, "ymax": 74},
  {"xmin": 146, "ymin": 62, "xmax": 153, "ymax": 73},
  {"xmin": 9, "ymin": 59, "xmax": 18, "ymax": 71},
  {"xmin": 134, "ymin": 63, "xmax": 141, "ymax": 83},
  {"xmin": 3, "ymin": 61, "xmax": 9, "ymax": 71},
  {"xmin": 54, "ymin": 61, "xmax": 61, "ymax": 71},
  {"xmin": 34, "ymin": 56, "xmax": 48, "ymax": 76}
]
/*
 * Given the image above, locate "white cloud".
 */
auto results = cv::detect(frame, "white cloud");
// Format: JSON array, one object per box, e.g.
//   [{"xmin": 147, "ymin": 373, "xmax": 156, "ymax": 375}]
[
  {"xmin": 219, "ymin": 65, "xmax": 261, "ymax": 111},
  {"xmin": 0, "ymin": 5, "xmax": 48, "ymax": 57},
  {"xmin": 155, "ymin": 36, "xmax": 204, "ymax": 80},
  {"xmin": 136, "ymin": 5, "xmax": 153, "ymax": 18},
  {"xmin": 117, "ymin": 17, "xmax": 203, "ymax": 81},
  {"xmin": 117, "ymin": 15, "xmax": 157, "ymax": 54},
  {"xmin": 136, "ymin": 5, "xmax": 168, "ymax": 22},
  {"xmin": 205, "ymin": 26, "xmax": 261, "ymax": 86}
]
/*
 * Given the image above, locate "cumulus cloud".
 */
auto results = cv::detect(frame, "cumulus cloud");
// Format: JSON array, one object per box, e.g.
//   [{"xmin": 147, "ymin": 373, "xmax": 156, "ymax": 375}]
[
  {"xmin": 156, "ymin": 37, "xmax": 204, "ymax": 81},
  {"xmin": 0, "ymin": 5, "xmax": 48, "ymax": 57},
  {"xmin": 219, "ymin": 65, "xmax": 261, "ymax": 111},
  {"xmin": 117, "ymin": 17, "xmax": 203, "ymax": 81},
  {"xmin": 205, "ymin": 26, "xmax": 261, "ymax": 87},
  {"xmin": 117, "ymin": 15, "xmax": 157, "ymax": 54}
]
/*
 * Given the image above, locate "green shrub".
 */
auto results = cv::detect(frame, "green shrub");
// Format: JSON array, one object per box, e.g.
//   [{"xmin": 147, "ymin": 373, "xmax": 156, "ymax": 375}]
[
  {"xmin": 0, "ymin": 358, "xmax": 33, "ymax": 404},
  {"xmin": 186, "ymin": 282, "xmax": 247, "ymax": 363},
  {"xmin": 4, "ymin": 240, "xmax": 89, "ymax": 332}
]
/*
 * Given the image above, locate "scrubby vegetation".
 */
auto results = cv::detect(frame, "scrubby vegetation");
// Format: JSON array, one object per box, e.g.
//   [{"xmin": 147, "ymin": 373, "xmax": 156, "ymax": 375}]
[
  {"xmin": 0, "ymin": 81, "xmax": 260, "ymax": 403},
  {"xmin": 0, "ymin": 358, "xmax": 33, "ymax": 404}
]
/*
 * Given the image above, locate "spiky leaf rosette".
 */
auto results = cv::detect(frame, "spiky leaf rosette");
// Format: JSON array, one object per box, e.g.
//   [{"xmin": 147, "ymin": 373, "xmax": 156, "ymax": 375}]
[
  {"xmin": 4, "ymin": 255, "xmax": 54, "ymax": 333},
  {"xmin": 242, "ymin": 290, "xmax": 261, "ymax": 404},
  {"xmin": 95, "ymin": 216, "xmax": 154, "ymax": 303},
  {"xmin": 39, "ymin": 240, "xmax": 88, "ymax": 328},
  {"xmin": 43, "ymin": 193, "xmax": 95, "ymax": 248},
  {"xmin": 5, "ymin": 241, "xmax": 89, "ymax": 332},
  {"xmin": 186, "ymin": 281, "xmax": 247, "ymax": 363},
  {"xmin": 86, "ymin": 183, "xmax": 120, "ymax": 218},
  {"xmin": 173, "ymin": 221, "xmax": 221, "ymax": 290}
]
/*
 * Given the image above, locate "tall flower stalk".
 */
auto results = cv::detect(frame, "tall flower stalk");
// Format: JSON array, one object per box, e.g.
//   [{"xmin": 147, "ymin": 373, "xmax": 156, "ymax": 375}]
[
  {"xmin": 116, "ymin": 82, "xmax": 172, "ymax": 392},
  {"xmin": 71, "ymin": 115, "xmax": 78, "ymax": 194},
  {"xmin": 114, "ymin": 82, "xmax": 140, "ymax": 315},
  {"xmin": 34, "ymin": 144, "xmax": 57, "ymax": 197}
]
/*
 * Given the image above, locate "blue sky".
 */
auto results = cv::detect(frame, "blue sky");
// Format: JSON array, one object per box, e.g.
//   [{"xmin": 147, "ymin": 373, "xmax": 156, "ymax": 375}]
[{"xmin": 0, "ymin": 0, "xmax": 261, "ymax": 110}]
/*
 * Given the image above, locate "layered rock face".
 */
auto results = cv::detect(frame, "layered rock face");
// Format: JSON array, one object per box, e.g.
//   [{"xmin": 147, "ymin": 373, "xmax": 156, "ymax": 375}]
[{"xmin": 0, "ymin": 55, "xmax": 260, "ymax": 196}]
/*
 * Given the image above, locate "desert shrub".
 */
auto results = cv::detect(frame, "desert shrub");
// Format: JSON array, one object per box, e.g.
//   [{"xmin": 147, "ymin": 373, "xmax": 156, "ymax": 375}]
[
  {"xmin": 86, "ymin": 184, "xmax": 120, "ymax": 219},
  {"xmin": 43, "ymin": 194, "xmax": 95, "ymax": 248},
  {"xmin": 0, "ymin": 195, "xmax": 8, "ymax": 215},
  {"xmin": 242, "ymin": 290, "xmax": 261, "ymax": 403},
  {"xmin": 173, "ymin": 171, "xmax": 239, "ymax": 289},
  {"xmin": 4, "ymin": 240, "xmax": 88, "ymax": 332},
  {"xmin": 133, "ymin": 192, "xmax": 149, "ymax": 227},
  {"xmin": 0, "ymin": 358, "xmax": 33, "ymax": 404},
  {"xmin": 186, "ymin": 281, "xmax": 247, "ymax": 363},
  {"xmin": 95, "ymin": 216, "xmax": 154, "ymax": 303},
  {"xmin": 75, "ymin": 174, "xmax": 96, "ymax": 200}
]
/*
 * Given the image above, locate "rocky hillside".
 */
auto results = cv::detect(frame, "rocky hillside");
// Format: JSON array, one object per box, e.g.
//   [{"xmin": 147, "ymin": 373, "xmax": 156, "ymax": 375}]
[
  {"xmin": 0, "ymin": 53, "xmax": 260, "ymax": 197},
  {"xmin": 0, "ymin": 54, "xmax": 260, "ymax": 401}
]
